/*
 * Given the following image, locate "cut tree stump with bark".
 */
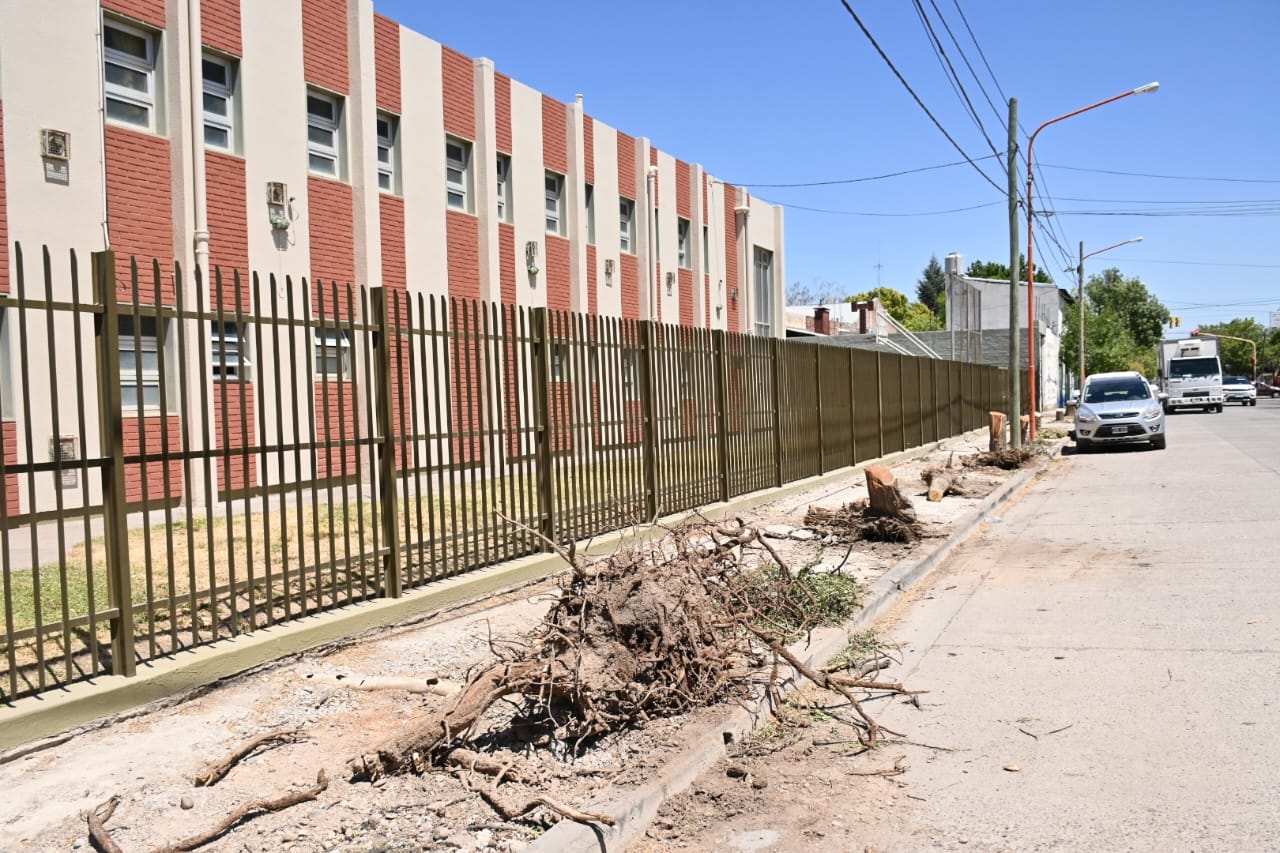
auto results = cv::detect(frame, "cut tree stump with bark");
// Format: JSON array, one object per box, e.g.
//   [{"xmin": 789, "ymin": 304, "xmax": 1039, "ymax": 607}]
[
  {"xmin": 988, "ymin": 411, "xmax": 1007, "ymax": 452},
  {"xmin": 865, "ymin": 465, "xmax": 916, "ymax": 521}
]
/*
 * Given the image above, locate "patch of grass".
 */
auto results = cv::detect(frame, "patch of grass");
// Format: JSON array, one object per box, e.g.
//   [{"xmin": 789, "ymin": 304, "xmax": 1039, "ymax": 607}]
[
  {"xmin": 739, "ymin": 560, "xmax": 863, "ymax": 642},
  {"xmin": 827, "ymin": 629, "xmax": 882, "ymax": 670}
]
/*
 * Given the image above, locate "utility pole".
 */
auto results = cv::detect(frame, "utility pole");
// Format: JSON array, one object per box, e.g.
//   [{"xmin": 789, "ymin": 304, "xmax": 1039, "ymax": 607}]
[
  {"xmin": 1007, "ymin": 97, "xmax": 1021, "ymax": 449},
  {"xmin": 1078, "ymin": 241, "xmax": 1086, "ymax": 388}
]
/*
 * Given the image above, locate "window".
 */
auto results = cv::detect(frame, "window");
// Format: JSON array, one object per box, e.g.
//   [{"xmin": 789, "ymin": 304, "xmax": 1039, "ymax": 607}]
[
  {"xmin": 544, "ymin": 171, "xmax": 565, "ymax": 235},
  {"xmin": 202, "ymin": 54, "xmax": 236, "ymax": 151},
  {"xmin": 678, "ymin": 218, "xmax": 691, "ymax": 269},
  {"xmin": 446, "ymin": 137, "xmax": 472, "ymax": 211},
  {"xmin": 619, "ymin": 198, "xmax": 635, "ymax": 253},
  {"xmin": 119, "ymin": 316, "xmax": 169, "ymax": 411},
  {"xmin": 702, "ymin": 225, "xmax": 710, "ymax": 270},
  {"xmin": 307, "ymin": 90, "xmax": 343, "ymax": 177},
  {"xmin": 550, "ymin": 344, "xmax": 570, "ymax": 382},
  {"xmin": 0, "ymin": 309, "xmax": 12, "ymax": 419},
  {"xmin": 753, "ymin": 247, "xmax": 775, "ymax": 337},
  {"xmin": 496, "ymin": 154, "xmax": 511, "ymax": 222},
  {"xmin": 376, "ymin": 112, "xmax": 399, "ymax": 193},
  {"xmin": 585, "ymin": 184, "xmax": 596, "ymax": 245},
  {"xmin": 654, "ymin": 208, "xmax": 660, "ymax": 256},
  {"xmin": 314, "ymin": 328, "xmax": 352, "ymax": 379},
  {"xmin": 211, "ymin": 322, "xmax": 252, "ymax": 380},
  {"xmin": 620, "ymin": 351, "xmax": 638, "ymax": 400},
  {"xmin": 103, "ymin": 20, "xmax": 157, "ymax": 130}
]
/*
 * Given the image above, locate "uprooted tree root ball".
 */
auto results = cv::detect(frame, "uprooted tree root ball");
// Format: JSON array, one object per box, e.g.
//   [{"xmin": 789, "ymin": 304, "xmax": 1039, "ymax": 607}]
[
  {"xmin": 964, "ymin": 447, "xmax": 1039, "ymax": 470},
  {"xmin": 349, "ymin": 518, "xmax": 891, "ymax": 783},
  {"xmin": 805, "ymin": 501, "xmax": 922, "ymax": 544}
]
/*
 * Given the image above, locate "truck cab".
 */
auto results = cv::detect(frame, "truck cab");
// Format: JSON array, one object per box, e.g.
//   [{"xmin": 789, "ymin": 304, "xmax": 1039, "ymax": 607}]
[{"xmin": 1157, "ymin": 338, "xmax": 1224, "ymax": 413}]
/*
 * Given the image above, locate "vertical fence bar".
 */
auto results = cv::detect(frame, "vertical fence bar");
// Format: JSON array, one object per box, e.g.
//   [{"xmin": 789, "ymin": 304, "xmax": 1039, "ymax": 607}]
[
  {"xmin": 712, "ymin": 329, "xmax": 730, "ymax": 503},
  {"xmin": 371, "ymin": 287, "xmax": 402, "ymax": 598},
  {"xmin": 814, "ymin": 346, "xmax": 826, "ymax": 474},
  {"xmin": 770, "ymin": 337, "xmax": 783, "ymax": 487},
  {"xmin": 637, "ymin": 320, "xmax": 658, "ymax": 523},
  {"xmin": 92, "ymin": 251, "xmax": 135, "ymax": 677},
  {"xmin": 530, "ymin": 307, "xmax": 555, "ymax": 547}
]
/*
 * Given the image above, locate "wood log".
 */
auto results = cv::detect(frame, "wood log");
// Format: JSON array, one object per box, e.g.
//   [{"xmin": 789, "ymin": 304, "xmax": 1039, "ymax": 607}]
[
  {"xmin": 864, "ymin": 465, "xmax": 915, "ymax": 521},
  {"xmin": 988, "ymin": 411, "xmax": 1007, "ymax": 452},
  {"xmin": 927, "ymin": 469, "xmax": 962, "ymax": 502},
  {"xmin": 1019, "ymin": 415, "xmax": 1031, "ymax": 443}
]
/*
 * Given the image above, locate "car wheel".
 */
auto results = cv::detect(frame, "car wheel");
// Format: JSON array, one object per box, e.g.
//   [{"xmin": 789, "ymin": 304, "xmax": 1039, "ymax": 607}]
[
  {"xmin": 1150, "ymin": 434, "xmax": 1166, "ymax": 450},
  {"xmin": 1076, "ymin": 438, "xmax": 1092, "ymax": 453},
  {"xmin": 1250, "ymin": 400, "xmax": 1257, "ymax": 407},
  {"xmin": 1215, "ymin": 404, "xmax": 1224, "ymax": 413}
]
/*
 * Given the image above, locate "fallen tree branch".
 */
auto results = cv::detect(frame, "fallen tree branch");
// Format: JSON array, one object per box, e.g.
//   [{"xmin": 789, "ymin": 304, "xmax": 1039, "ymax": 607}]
[
  {"xmin": 444, "ymin": 747, "xmax": 542, "ymax": 785},
  {"xmin": 86, "ymin": 795, "xmax": 123, "ymax": 853},
  {"xmin": 457, "ymin": 771, "xmax": 615, "ymax": 827},
  {"xmin": 193, "ymin": 728, "xmax": 301, "ymax": 787},
  {"xmin": 154, "ymin": 770, "xmax": 329, "ymax": 853}
]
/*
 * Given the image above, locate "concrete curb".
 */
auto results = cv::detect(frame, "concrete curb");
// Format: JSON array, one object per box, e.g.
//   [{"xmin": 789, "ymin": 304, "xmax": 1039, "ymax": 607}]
[
  {"xmin": 530, "ymin": 440, "xmax": 1066, "ymax": 853},
  {"xmin": 0, "ymin": 436, "xmax": 968, "ymax": 755}
]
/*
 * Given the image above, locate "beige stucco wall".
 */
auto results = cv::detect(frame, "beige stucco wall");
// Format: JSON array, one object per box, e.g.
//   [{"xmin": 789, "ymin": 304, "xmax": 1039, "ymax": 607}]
[
  {"xmin": 590, "ymin": 119, "xmax": 621, "ymax": 320},
  {"xmin": 509, "ymin": 79, "xmax": 542, "ymax": 309},
  {"xmin": 398, "ymin": 29, "xmax": 447, "ymax": 300}
]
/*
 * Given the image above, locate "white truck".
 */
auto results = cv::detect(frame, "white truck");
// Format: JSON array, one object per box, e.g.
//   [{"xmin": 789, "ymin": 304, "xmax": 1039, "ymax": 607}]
[{"xmin": 1156, "ymin": 337, "xmax": 1224, "ymax": 413}]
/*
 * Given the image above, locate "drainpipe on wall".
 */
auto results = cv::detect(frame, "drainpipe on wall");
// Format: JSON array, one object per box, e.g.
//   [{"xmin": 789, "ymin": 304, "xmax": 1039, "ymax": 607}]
[
  {"xmin": 95, "ymin": 20, "xmax": 111, "ymax": 248},
  {"xmin": 187, "ymin": 0, "xmax": 209, "ymax": 276},
  {"xmin": 645, "ymin": 164, "xmax": 658, "ymax": 322},
  {"xmin": 734, "ymin": 191, "xmax": 751, "ymax": 334}
]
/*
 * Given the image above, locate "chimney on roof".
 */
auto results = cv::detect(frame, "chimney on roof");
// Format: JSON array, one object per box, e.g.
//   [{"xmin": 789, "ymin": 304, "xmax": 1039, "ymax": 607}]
[{"xmin": 814, "ymin": 306, "xmax": 830, "ymax": 336}]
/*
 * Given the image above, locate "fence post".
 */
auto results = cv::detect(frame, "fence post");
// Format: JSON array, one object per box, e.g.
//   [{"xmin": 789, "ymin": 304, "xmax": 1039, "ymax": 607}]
[
  {"xmin": 875, "ymin": 352, "xmax": 885, "ymax": 459},
  {"xmin": 92, "ymin": 251, "xmax": 136, "ymax": 678},
  {"xmin": 371, "ymin": 287, "xmax": 402, "ymax": 598},
  {"xmin": 770, "ymin": 337, "xmax": 783, "ymax": 487},
  {"xmin": 848, "ymin": 347, "xmax": 857, "ymax": 463},
  {"xmin": 530, "ymin": 308, "xmax": 556, "ymax": 546},
  {"xmin": 712, "ymin": 329, "xmax": 730, "ymax": 503},
  {"xmin": 637, "ymin": 320, "xmax": 659, "ymax": 523},
  {"xmin": 899, "ymin": 356, "xmax": 907, "ymax": 451},
  {"xmin": 815, "ymin": 347, "xmax": 825, "ymax": 474}
]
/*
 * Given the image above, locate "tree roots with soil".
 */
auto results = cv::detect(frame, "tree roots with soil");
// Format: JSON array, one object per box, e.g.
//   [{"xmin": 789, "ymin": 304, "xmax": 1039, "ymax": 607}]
[{"xmin": 964, "ymin": 447, "xmax": 1038, "ymax": 470}]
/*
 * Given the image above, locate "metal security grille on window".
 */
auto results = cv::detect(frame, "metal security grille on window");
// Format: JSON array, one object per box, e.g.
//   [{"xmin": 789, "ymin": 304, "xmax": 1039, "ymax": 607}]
[
  {"xmin": 754, "ymin": 248, "xmax": 774, "ymax": 337},
  {"xmin": 446, "ymin": 139, "xmax": 470, "ymax": 210},
  {"xmin": 620, "ymin": 199, "xmax": 634, "ymax": 252},
  {"xmin": 496, "ymin": 156, "xmax": 510, "ymax": 222},
  {"xmin": 307, "ymin": 93, "xmax": 340, "ymax": 176},
  {"xmin": 314, "ymin": 329, "xmax": 351, "ymax": 379},
  {"xmin": 377, "ymin": 114, "xmax": 397, "ymax": 192},
  {"xmin": 211, "ymin": 323, "xmax": 251, "ymax": 380},
  {"xmin": 119, "ymin": 316, "xmax": 162, "ymax": 410},
  {"xmin": 678, "ymin": 219, "xmax": 691, "ymax": 269},
  {"xmin": 104, "ymin": 22, "xmax": 155, "ymax": 130},
  {"xmin": 545, "ymin": 173, "xmax": 564, "ymax": 235},
  {"xmin": 202, "ymin": 56, "xmax": 235, "ymax": 151}
]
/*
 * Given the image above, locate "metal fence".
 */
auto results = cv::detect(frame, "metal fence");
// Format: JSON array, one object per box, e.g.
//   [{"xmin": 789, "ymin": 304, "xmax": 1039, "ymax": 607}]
[{"xmin": 0, "ymin": 246, "xmax": 1008, "ymax": 701}]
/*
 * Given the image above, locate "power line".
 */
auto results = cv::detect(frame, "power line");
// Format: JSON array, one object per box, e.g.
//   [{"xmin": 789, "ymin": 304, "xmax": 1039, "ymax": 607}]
[
  {"xmin": 910, "ymin": 0, "xmax": 1003, "ymax": 162},
  {"xmin": 1051, "ymin": 196, "xmax": 1280, "ymax": 204},
  {"xmin": 836, "ymin": 0, "xmax": 1006, "ymax": 195},
  {"xmin": 1040, "ymin": 163, "xmax": 1280, "ymax": 183},
  {"xmin": 1053, "ymin": 205, "xmax": 1280, "ymax": 217},
  {"xmin": 1122, "ymin": 258, "xmax": 1280, "ymax": 269},
  {"xmin": 951, "ymin": 0, "xmax": 1008, "ymax": 103},
  {"xmin": 759, "ymin": 198, "xmax": 1004, "ymax": 217},
  {"xmin": 928, "ymin": 0, "xmax": 1006, "ymax": 130},
  {"xmin": 729, "ymin": 153, "xmax": 1005, "ymax": 188}
]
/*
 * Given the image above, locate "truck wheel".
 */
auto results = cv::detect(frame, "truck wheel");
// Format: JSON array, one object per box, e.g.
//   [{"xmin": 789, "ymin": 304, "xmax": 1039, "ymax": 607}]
[{"xmin": 1217, "ymin": 404, "xmax": 1225, "ymax": 413}]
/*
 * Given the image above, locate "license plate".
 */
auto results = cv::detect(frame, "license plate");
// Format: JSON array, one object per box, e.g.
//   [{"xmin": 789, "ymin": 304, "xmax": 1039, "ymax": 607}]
[{"xmin": 1113, "ymin": 425, "xmax": 1130, "ymax": 434}]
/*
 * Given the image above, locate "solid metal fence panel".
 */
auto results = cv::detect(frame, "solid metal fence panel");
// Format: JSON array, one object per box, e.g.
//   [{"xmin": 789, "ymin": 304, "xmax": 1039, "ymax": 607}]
[
  {"xmin": 851, "ymin": 349, "xmax": 880, "ymax": 464},
  {"xmin": 901, "ymin": 355, "xmax": 923, "ymax": 451},
  {"xmin": 880, "ymin": 353, "xmax": 905, "ymax": 455},
  {"xmin": 779, "ymin": 340, "xmax": 820, "ymax": 483},
  {"xmin": 922, "ymin": 359, "xmax": 938, "ymax": 445},
  {"xmin": 725, "ymin": 331, "xmax": 776, "ymax": 498},
  {"xmin": 818, "ymin": 346, "xmax": 853, "ymax": 471}
]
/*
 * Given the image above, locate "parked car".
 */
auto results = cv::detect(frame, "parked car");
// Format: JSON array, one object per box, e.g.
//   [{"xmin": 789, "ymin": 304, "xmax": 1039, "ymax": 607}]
[
  {"xmin": 1073, "ymin": 370, "xmax": 1166, "ymax": 451},
  {"xmin": 1223, "ymin": 375, "xmax": 1257, "ymax": 406},
  {"xmin": 1256, "ymin": 372, "xmax": 1280, "ymax": 398}
]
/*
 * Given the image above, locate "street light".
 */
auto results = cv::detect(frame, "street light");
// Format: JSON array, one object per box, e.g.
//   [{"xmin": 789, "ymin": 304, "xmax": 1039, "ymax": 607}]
[
  {"xmin": 1077, "ymin": 236, "xmax": 1143, "ymax": 387},
  {"xmin": 1025, "ymin": 81, "xmax": 1159, "ymax": 439}
]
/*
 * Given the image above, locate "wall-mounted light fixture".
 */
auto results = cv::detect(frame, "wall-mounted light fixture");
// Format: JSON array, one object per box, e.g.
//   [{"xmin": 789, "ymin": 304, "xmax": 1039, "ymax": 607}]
[
  {"xmin": 266, "ymin": 182, "xmax": 290, "ymax": 231},
  {"xmin": 665, "ymin": 271, "xmax": 675, "ymax": 295},
  {"xmin": 525, "ymin": 241, "xmax": 540, "ymax": 277},
  {"xmin": 604, "ymin": 257, "xmax": 615, "ymax": 287}
]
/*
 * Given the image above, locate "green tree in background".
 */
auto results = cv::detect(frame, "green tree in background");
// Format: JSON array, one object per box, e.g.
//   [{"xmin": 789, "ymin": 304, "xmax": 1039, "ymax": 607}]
[
  {"xmin": 916, "ymin": 256, "xmax": 946, "ymax": 315},
  {"xmin": 1194, "ymin": 318, "xmax": 1274, "ymax": 376},
  {"xmin": 847, "ymin": 287, "xmax": 942, "ymax": 332},
  {"xmin": 965, "ymin": 255, "xmax": 1053, "ymax": 284},
  {"xmin": 1062, "ymin": 267, "xmax": 1169, "ymax": 378}
]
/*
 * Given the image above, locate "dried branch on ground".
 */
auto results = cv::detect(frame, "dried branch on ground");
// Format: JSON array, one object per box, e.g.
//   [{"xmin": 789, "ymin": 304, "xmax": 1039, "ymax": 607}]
[
  {"xmin": 964, "ymin": 447, "xmax": 1038, "ymax": 470},
  {"xmin": 193, "ymin": 727, "xmax": 301, "ymax": 787}
]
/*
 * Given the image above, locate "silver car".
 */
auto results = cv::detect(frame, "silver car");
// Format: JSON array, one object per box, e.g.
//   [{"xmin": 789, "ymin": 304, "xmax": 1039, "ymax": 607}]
[{"xmin": 1073, "ymin": 371, "xmax": 1166, "ymax": 451}]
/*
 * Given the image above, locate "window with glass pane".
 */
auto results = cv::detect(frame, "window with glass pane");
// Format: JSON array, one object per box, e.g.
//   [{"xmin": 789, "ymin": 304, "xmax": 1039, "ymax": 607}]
[
  {"xmin": 202, "ymin": 54, "xmax": 235, "ymax": 151},
  {"xmin": 753, "ymin": 247, "xmax": 775, "ymax": 337},
  {"xmin": 376, "ymin": 112, "xmax": 398, "ymax": 193},
  {"xmin": 585, "ymin": 184, "xmax": 595, "ymax": 245},
  {"xmin": 678, "ymin": 218, "xmax": 691, "ymax": 268},
  {"xmin": 619, "ymin": 198, "xmax": 635, "ymax": 253},
  {"xmin": 307, "ymin": 91, "xmax": 341, "ymax": 177},
  {"xmin": 211, "ymin": 322, "xmax": 252, "ymax": 380},
  {"xmin": 119, "ymin": 315, "xmax": 163, "ymax": 410},
  {"xmin": 703, "ymin": 225, "xmax": 710, "ymax": 271},
  {"xmin": 544, "ymin": 171, "xmax": 565, "ymax": 235},
  {"xmin": 496, "ymin": 154, "xmax": 511, "ymax": 222},
  {"xmin": 314, "ymin": 328, "xmax": 351, "ymax": 379},
  {"xmin": 446, "ymin": 137, "xmax": 471, "ymax": 211},
  {"xmin": 103, "ymin": 21, "xmax": 156, "ymax": 130},
  {"xmin": 621, "ymin": 350, "xmax": 639, "ymax": 400}
]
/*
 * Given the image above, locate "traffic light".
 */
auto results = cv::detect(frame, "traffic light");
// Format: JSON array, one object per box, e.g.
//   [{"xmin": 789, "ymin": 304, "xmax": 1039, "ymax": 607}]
[{"xmin": 1170, "ymin": 316, "xmax": 1181, "ymax": 328}]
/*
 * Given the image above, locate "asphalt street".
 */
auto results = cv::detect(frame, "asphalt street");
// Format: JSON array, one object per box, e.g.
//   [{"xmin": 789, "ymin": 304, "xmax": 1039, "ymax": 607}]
[{"xmin": 861, "ymin": 398, "xmax": 1280, "ymax": 851}]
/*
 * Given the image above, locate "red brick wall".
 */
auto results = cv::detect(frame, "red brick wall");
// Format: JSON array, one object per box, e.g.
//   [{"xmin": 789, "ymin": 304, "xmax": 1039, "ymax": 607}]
[
  {"xmin": 586, "ymin": 244, "xmax": 598, "ymax": 316},
  {"xmin": 2, "ymin": 422, "xmax": 16, "ymax": 518},
  {"xmin": 620, "ymin": 253, "xmax": 639, "ymax": 320},
  {"xmin": 702, "ymin": 173, "xmax": 708, "ymax": 225},
  {"xmin": 206, "ymin": 151, "xmax": 249, "ymax": 309},
  {"xmin": 499, "ymin": 223, "xmax": 516, "ymax": 305},
  {"xmin": 679, "ymin": 269, "xmax": 694, "ymax": 326},
  {"xmin": 0, "ymin": 100, "xmax": 7, "ymax": 294},
  {"xmin": 373, "ymin": 13, "xmax": 401, "ymax": 113},
  {"xmin": 201, "ymin": 0, "xmax": 241, "ymax": 56},
  {"xmin": 105, "ymin": 126, "xmax": 175, "ymax": 305},
  {"xmin": 542, "ymin": 95, "xmax": 567, "ymax": 174},
  {"xmin": 676, "ymin": 160, "xmax": 691, "ymax": 219},
  {"xmin": 314, "ymin": 382, "xmax": 357, "ymax": 480},
  {"xmin": 656, "ymin": 262, "xmax": 662, "ymax": 323},
  {"xmin": 441, "ymin": 47, "xmax": 475, "ymax": 139},
  {"xmin": 495, "ymin": 73, "xmax": 512, "ymax": 153},
  {"xmin": 446, "ymin": 210, "xmax": 480, "ymax": 300},
  {"xmin": 379, "ymin": 195, "xmax": 406, "ymax": 290},
  {"xmin": 123, "ymin": 416, "xmax": 183, "ymax": 505},
  {"xmin": 546, "ymin": 236, "xmax": 570, "ymax": 312},
  {"xmin": 649, "ymin": 147, "xmax": 659, "ymax": 207},
  {"xmin": 583, "ymin": 116, "xmax": 595, "ymax": 185},
  {"xmin": 215, "ymin": 383, "xmax": 257, "ymax": 491},
  {"xmin": 704, "ymin": 274, "xmax": 711, "ymax": 329},
  {"xmin": 724, "ymin": 182, "xmax": 739, "ymax": 333},
  {"xmin": 307, "ymin": 176, "xmax": 355, "ymax": 315},
  {"xmin": 102, "ymin": 0, "xmax": 164, "ymax": 27},
  {"xmin": 617, "ymin": 132, "xmax": 636, "ymax": 198},
  {"xmin": 302, "ymin": 0, "xmax": 349, "ymax": 94}
]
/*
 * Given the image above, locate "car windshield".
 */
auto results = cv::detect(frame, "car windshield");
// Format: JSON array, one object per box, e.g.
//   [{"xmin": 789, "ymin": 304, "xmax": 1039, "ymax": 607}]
[
  {"xmin": 1170, "ymin": 357, "xmax": 1219, "ymax": 379},
  {"xmin": 1225, "ymin": 376, "xmax": 1248, "ymax": 384},
  {"xmin": 1084, "ymin": 379, "xmax": 1150, "ymax": 404}
]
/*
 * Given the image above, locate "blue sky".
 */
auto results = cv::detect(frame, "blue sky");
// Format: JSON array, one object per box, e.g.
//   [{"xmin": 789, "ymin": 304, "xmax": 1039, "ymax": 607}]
[{"xmin": 374, "ymin": 0, "xmax": 1280, "ymax": 330}]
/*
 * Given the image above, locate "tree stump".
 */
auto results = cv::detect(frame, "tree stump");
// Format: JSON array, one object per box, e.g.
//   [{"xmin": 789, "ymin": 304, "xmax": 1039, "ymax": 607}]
[
  {"xmin": 865, "ymin": 465, "xmax": 916, "ymax": 521},
  {"xmin": 988, "ymin": 411, "xmax": 1008, "ymax": 452},
  {"xmin": 1019, "ymin": 415, "xmax": 1030, "ymax": 444}
]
